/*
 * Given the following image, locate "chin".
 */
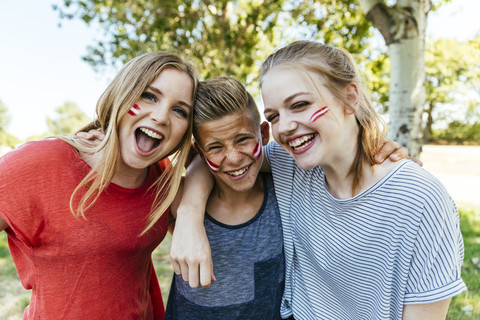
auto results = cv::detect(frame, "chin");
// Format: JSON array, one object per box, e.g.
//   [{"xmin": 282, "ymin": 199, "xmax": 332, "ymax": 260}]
[{"xmin": 294, "ymin": 158, "xmax": 320, "ymax": 171}]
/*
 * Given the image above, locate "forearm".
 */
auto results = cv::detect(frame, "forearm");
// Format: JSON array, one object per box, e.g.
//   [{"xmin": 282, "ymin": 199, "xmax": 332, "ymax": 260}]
[
  {"xmin": 403, "ymin": 298, "xmax": 451, "ymax": 320},
  {"xmin": 177, "ymin": 155, "xmax": 213, "ymax": 220},
  {"xmin": 169, "ymin": 155, "xmax": 215, "ymax": 288}
]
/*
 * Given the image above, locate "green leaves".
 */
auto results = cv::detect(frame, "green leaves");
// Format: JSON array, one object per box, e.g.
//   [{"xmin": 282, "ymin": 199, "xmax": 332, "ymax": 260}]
[
  {"xmin": 46, "ymin": 101, "xmax": 91, "ymax": 136},
  {"xmin": 54, "ymin": 0, "xmax": 376, "ymax": 87}
]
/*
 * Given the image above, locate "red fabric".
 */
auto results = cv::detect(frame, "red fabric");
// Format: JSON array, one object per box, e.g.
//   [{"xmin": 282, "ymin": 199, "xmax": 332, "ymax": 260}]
[{"xmin": 0, "ymin": 139, "xmax": 169, "ymax": 319}]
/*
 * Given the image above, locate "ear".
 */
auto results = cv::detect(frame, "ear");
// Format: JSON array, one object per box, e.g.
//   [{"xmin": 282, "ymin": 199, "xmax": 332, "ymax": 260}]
[
  {"xmin": 193, "ymin": 140, "xmax": 206, "ymax": 162},
  {"xmin": 260, "ymin": 121, "xmax": 270, "ymax": 146},
  {"xmin": 344, "ymin": 83, "xmax": 359, "ymax": 115}
]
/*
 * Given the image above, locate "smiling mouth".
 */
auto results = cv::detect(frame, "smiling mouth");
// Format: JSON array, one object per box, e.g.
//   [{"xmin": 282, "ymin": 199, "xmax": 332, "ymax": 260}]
[
  {"xmin": 288, "ymin": 134, "xmax": 315, "ymax": 151},
  {"xmin": 226, "ymin": 164, "xmax": 250, "ymax": 177},
  {"xmin": 135, "ymin": 127, "xmax": 163, "ymax": 154}
]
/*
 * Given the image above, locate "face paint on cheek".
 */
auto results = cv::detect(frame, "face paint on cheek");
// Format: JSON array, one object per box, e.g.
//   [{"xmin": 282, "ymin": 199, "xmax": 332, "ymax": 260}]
[
  {"xmin": 252, "ymin": 140, "xmax": 262, "ymax": 159},
  {"xmin": 310, "ymin": 106, "xmax": 329, "ymax": 123},
  {"xmin": 128, "ymin": 104, "xmax": 141, "ymax": 116},
  {"xmin": 205, "ymin": 157, "xmax": 220, "ymax": 172}
]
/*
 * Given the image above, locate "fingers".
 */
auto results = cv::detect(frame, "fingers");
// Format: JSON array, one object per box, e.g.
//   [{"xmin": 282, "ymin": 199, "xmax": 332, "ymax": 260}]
[
  {"xmin": 407, "ymin": 156, "xmax": 423, "ymax": 167},
  {"xmin": 389, "ymin": 146, "xmax": 408, "ymax": 161},
  {"xmin": 75, "ymin": 132, "xmax": 95, "ymax": 140},
  {"xmin": 199, "ymin": 256, "xmax": 215, "ymax": 288},
  {"xmin": 375, "ymin": 138, "xmax": 401, "ymax": 163},
  {"xmin": 170, "ymin": 255, "xmax": 214, "ymax": 288},
  {"xmin": 88, "ymin": 129, "xmax": 106, "ymax": 141}
]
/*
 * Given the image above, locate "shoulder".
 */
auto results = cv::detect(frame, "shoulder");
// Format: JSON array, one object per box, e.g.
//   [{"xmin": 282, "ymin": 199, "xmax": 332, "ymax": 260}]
[
  {"xmin": 1, "ymin": 139, "xmax": 74, "ymax": 169},
  {"xmin": 387, "ymin": 161, "xmax": 457, "ymax": 221},
  {"xmin": 393, "ymin": 161, "xmax": 451, "ymax": 200}
]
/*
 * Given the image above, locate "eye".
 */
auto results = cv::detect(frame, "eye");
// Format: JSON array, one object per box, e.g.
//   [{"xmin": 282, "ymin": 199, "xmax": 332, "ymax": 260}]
[
  {"xmin": 265, "ymin": 113, "xmax": 278, "ymax": 123},
  {"xmin": 238, "ymin": 137, "xmax": 250, "ymax": 143},
  {"xmin": 141, "ymin": 92, "xmax": 157, "ymax": 102},
  {"xmin": 173, "ymin": 107, "xmax": 188, "ymax": 118},
  {"xmin": 207, "ymin": 145, "xmax": 222, "ymax": 153},
  {"xmin": 292, "ymin": 101, "xmax": 310, "ymax": 109}
]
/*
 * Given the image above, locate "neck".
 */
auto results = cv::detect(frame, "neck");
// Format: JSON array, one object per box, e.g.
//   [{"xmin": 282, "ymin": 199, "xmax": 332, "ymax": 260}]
[
  {"xmin": 321, "ymin": 120, "xmax": 362, "ymax": 199},
  {"xmin": 111, "ymin": 165, "xmax": 148, "ymax": 189},
  {"xmin": 206, "ymin": 175, "xmax": 264, "ymax": 225},
  {"xmin": 79, "ymin": 142, "xmax": 148, "ymax": 189}
]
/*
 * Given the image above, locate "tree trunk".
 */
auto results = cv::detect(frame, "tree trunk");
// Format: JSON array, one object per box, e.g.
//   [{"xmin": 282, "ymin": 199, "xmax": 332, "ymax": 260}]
[
  {"xmin": 423, "ymin": 100, "xmax": 434, "ymax": 144},
  {"xmin": 359, "ymin": 0, "xmax": 431, "ymax": 158}
]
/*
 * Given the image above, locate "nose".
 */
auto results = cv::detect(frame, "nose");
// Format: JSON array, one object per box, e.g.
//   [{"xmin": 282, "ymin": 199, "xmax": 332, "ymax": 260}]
[
  {"xmin": 225, "ymin": 147, "xmax": 242, "ymax": 163},
  {"xmin": 277, "ymin": 113, "xmax": 297, "ymax": 136},
  {"xmin": 150, "ymin": 104, "xmax": 170, "ymax": 126}
]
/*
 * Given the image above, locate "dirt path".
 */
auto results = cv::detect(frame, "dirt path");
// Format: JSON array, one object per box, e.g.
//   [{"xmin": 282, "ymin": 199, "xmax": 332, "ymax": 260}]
[{"xmin": 420, "ymin": 145, "xmax": 480, "ymax": 206}]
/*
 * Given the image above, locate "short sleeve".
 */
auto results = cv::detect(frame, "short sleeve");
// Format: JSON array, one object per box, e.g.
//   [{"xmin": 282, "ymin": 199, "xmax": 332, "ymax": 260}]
[
  {"xmin": 264, "ymin": 141, "xmax": 275, "ymax": 167},
  {"xmin": 404, "ymin": 187, "xmax": 466, "ymax": 304},
  {"xmin": 0, "ymin": 142, "xmax": 48, "ymax": 247}
]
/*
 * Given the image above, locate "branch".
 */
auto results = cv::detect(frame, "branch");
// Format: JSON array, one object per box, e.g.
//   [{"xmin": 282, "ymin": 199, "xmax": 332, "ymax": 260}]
[{"xmin": 359, "ymin": 0, "xmax": 395, "ymax": 44}]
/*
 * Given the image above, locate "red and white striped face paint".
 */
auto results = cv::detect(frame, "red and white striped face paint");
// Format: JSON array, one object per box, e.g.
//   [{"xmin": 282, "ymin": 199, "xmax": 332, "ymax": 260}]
[
  {"xmin": 205, "ymin": 157, "xmax": 220, "ymax": 172},
  {"xmin": 310, "ymin": 106, "xmax": 329, "ymax": 123},
  {"xmin": 128, "ymin": 104, "xmax": 141, "ymax": 116},
  {"xmin": 252, "ymin": 140, "xmax": 262, "ymax": 159}
]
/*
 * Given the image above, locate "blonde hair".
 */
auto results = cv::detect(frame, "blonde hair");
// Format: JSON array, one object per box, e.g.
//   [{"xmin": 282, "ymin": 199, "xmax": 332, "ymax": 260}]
[
  {"xmin": 260, "ymin": 40, "xmax": 385, "ymax": 195},
  {"xmin": 59, "ymin": 51, "xmax": 198, "ymax": 235},
  {"xmin": 192, "ymin": 76, "xmax": 260, "ymax": 140}
]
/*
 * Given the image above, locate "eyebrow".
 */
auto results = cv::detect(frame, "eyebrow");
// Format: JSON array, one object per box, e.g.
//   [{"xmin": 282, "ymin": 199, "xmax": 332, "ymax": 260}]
[
  {"xmin": 147, "ymin": 85, "xmax": 193, "ymax": 109},
  {"xmin": 263, "ymin": 91, "xmax": 312, "ymax": 113}
]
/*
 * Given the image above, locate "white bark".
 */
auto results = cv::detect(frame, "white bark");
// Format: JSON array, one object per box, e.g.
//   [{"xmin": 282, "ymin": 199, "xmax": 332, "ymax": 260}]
[{"xmin": 359, "ymin": 0, "xmax": 431, "ymax": 158}]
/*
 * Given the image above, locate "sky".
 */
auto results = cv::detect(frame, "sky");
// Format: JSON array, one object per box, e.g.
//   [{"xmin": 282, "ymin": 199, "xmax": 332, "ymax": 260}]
[{"xmin": 0, "ymin": 0, "xmax": 479, "ymax": 140}]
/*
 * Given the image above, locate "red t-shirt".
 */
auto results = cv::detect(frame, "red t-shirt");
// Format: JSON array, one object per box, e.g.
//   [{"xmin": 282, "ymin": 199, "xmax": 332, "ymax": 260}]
[{"xmin": 0, "ymin": 139, "xmax": 169, "ymax": 319}]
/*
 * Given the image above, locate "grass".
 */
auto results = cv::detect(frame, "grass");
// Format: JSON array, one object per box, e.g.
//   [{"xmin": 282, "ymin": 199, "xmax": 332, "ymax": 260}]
[
  {"xmin": 1, "ymin": 206, "xmax": 479, "ymax": 319},
  {"xmin": 446, "ymin": 203, "xmax": 480, "ymax": 319}
]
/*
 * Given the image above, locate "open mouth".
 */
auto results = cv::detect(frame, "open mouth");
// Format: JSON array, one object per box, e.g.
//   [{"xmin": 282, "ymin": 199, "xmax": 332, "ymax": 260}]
[
  {"xmin": 135, "ymin": 127, "xmax": 163, "ymax": 155},
  {"xmin": 226, "ymin": 164, "xmax": 251, "ymax": 177},
  {"xmin": 288, "ymin": 134, "xmax": 316, "ymax": 152}
]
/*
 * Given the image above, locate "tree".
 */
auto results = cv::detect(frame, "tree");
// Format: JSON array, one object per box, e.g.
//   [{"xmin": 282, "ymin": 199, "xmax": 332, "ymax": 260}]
[
  {"xmin": 0, "ymin": 100, "xmax": 20, "ymax": 149},
  {"xmin": 54, "ymin": 0, "xmax": 375, "ymax": 88},
  {"xmin": 47, "ymin": 101, "xmax": 91, "ymax": 136},
  {"xmin": 358, "ymin": 0, "xmax": 452, "ymax": 157},
  {"xmin": 424, "ymin": 37, "xmax": 480, "ymax": 142}
]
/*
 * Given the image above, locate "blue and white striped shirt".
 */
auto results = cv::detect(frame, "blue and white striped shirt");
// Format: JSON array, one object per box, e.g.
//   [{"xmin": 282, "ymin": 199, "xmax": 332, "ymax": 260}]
[{"xmin": 265, "ymin": 141, "xmax": 466, "ymax": 320}]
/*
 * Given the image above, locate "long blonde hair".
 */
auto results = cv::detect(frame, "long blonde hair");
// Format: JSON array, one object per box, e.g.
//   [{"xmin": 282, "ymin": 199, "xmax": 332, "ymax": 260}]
[
  {"xmin": 260, "ymin": 40, "xmax": 386, "ymax": 195},
  {"xmin": 60, "ymin": 51, "xmax": 198, "ymax": 235}
]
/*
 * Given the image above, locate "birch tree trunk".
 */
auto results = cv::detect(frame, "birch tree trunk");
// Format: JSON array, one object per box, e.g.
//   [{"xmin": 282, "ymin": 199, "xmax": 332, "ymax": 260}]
[{"xmin": 359, "ymin": 0, "xmax": 432, "ymax": 158}]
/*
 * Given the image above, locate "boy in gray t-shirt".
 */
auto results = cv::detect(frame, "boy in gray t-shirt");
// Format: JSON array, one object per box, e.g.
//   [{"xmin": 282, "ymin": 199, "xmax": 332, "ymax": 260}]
[{"xmin": 165, "ymin": 77, "xmax": 284, "ymax": 320}]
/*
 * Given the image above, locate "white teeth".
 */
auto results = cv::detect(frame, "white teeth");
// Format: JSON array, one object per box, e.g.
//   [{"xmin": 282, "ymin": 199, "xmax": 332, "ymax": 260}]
[
  {"xmin": 289, "ymin": 134, "xmax": 314, "ymax": 149},
  {"xmin": 227, "ymin": 166, "xmax": 248, "ymax": 177},
  {"xmin": 139, "ymin": 128, "xmax": 163, "ymax": 140}
]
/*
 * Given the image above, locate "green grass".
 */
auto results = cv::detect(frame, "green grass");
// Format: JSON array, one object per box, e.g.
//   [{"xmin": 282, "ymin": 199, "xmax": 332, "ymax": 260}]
[
  {"xmin": 1, "ymin": 206, "xmax": 479, "ymax": 318},
  {"xmin": 446, "ymin": 203, "xmax": 480, "ymax": 319}
]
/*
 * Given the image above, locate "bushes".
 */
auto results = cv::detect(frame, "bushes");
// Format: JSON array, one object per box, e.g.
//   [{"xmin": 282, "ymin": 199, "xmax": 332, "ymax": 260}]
[{"xmin": 430, "ymin": 121, "xmax": 480, "ymax": 145}]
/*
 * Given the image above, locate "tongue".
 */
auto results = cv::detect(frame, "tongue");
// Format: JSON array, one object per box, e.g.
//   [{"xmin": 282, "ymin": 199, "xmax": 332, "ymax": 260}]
[{"xmin": 137, "ymin": 131, "xmax": 156, "ymax": 153}]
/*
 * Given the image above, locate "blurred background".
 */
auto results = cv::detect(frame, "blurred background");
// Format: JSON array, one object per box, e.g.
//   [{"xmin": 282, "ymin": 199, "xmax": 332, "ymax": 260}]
[{"xmin": 0, "ymin": 0, "xmax": 479, "ymax": 319}]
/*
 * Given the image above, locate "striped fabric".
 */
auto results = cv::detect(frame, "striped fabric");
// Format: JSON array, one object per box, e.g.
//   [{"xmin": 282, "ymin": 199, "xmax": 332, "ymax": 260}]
[{"xmin": 265, "ymin": 142, "xmax": 466, "ymax": 320}]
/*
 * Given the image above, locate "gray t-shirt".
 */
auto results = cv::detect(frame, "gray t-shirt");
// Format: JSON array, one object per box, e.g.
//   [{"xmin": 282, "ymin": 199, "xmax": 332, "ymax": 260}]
[{"xmin": 165, "ymin": 173, "xmax": 284, "ymax": 320}]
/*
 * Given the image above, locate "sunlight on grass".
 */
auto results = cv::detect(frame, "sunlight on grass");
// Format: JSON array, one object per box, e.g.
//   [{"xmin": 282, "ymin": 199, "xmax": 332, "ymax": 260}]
[{"xmin": 447, "ymin": 204, "xmax": 480, "ymax": 319}]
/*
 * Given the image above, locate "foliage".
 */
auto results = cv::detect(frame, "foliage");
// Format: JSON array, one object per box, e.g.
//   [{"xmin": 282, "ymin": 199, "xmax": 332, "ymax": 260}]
[
  {"xmin": 0, "ymin": 100, "xmax": 20, "ymax": 148},
  {"xmin": 424, "ymin": 37, "xmax": 480, "ymax": 142},
  {"xmin": 53, "ymin": 0, "xmax": 376, "ymax": 89},
  {"xmin": 46, "ymin": 101, "xmax": 91, "ymax": 136},
  {"xmin": 430, "ymin": 121, "xmax": 480, "ymax": 145}
]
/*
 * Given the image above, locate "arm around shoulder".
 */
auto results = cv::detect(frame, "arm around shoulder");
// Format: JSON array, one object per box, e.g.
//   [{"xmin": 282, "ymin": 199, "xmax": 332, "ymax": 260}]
[{"xmin": 169, "ymin": 155, "xmax": 216, "ymax": 288}]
